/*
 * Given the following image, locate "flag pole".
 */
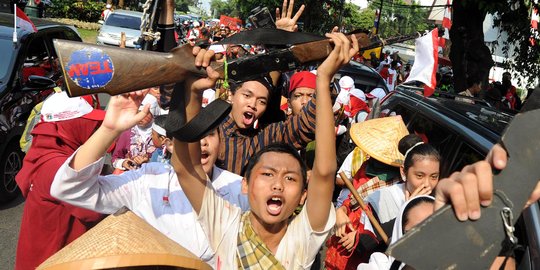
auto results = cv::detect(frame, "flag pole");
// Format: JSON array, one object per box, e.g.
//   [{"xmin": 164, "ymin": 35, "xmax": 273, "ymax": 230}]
[{"xmin": 13, "ymin": 4, "xmax": 17, "ymax": 43}]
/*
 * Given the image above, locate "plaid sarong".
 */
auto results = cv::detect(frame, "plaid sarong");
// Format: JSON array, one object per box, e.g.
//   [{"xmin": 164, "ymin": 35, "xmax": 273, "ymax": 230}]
[
  {"xmin": 236, "ymin": 212, "xmax": 286, "ymax": 270},
  {"xmin": 357, "ymin": 176, "xmax": 401, "ymax": 199}
]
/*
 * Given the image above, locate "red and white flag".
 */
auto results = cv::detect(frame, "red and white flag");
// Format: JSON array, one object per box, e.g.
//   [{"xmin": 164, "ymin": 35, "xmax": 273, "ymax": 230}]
[
  {"xmin": 15, "ymin": 6, "xmax": 37, "ymax": 33},
  {"xmin": 531, "ymin": 5, "xmax": 539, "ymax": 46},
  {"xmin": 439, "ymin": 0, "xmax": 452, "ymax": 51},
  {"xmin": 404, "ymin": 28, "xmax": 439, "ymax": 97}
]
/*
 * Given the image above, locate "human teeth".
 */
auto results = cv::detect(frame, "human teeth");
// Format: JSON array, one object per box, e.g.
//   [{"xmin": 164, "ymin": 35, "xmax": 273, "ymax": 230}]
[{"xmin": 271, "ymin": 197, "xmax": 281, "ymax": 201}]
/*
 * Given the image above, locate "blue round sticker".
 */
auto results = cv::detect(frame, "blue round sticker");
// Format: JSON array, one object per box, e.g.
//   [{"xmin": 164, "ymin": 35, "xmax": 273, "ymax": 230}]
[{"xmin": 66, "ymin": 48, "xmax": 114, "ymax": 89}]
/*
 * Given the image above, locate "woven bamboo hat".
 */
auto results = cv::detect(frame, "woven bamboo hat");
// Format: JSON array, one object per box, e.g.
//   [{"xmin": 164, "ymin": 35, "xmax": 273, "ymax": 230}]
[
  {"xmin": 350, "ymin": 115, "xmax": 409, "ymax": 167},
  {"xmin": 37, "ymin": 208, "xmax": 211, "ymax": 270}
]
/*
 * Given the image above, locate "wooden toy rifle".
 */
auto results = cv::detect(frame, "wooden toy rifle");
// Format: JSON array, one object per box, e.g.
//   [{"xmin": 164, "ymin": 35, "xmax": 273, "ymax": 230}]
[{"xmin": 52, "ymin": 29, "xmax": 419, "ymax": 98}]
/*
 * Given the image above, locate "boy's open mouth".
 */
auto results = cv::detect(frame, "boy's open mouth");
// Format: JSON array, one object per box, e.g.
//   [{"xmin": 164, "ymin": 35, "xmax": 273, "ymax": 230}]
[
  {"xmin": 267, "ymin": 196, "xmax": 283, "ymax": 216},
  {"xmin": 243, "ymin": 112, "xmax": 254, "ymax": 126}
]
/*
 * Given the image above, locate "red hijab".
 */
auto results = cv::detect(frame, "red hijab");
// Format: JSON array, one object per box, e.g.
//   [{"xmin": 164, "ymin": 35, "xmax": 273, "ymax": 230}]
[
  {"xmin": 15, "ymin": 117, "xmax": 104, "ymax": 270},
  {"xmin": 16, "ymin": 118, "xmax": 102, "ymax": 196}
]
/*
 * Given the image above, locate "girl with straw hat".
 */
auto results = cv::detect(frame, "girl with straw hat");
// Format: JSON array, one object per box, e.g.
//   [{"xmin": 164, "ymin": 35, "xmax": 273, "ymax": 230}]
[
  {"xmin": 329, "ymin": 132, "xmax": 442, "ymax": 269},
  {"xmin": 326, "ymin": 116, "xmax": 409, "ymax": 269}
]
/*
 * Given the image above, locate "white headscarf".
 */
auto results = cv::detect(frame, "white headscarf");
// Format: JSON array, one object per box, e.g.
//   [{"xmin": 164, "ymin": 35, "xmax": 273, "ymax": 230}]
[
  {"xmin": 391, "ymin": 195, "xmax": 435, "ymax": 245},
  {"xmin": 358, "ymin": 195, "xmax": 435, "ymax": 270}
]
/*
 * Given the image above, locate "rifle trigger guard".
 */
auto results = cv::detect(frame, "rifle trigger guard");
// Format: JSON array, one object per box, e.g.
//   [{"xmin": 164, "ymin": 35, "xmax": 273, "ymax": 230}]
[{"xmin": 501, "ymin": 207, "xmax": 518, "ymax": 245}]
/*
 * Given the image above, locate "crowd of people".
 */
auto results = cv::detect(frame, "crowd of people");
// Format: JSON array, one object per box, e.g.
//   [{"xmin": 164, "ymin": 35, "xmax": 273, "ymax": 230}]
[{"xmin": 12, "ymin": 0, "xmax": 540, "ymax": 269}]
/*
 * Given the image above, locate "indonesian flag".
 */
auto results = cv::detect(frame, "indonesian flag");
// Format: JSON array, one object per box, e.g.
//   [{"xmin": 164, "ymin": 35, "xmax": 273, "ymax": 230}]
[
  {"xmin": 439, "ymin": 0, "xmax": 452, "ymax": 50},
  {"xmin": 404, "ymin": 28, "xmax": 439, "ymax": 97},
  {"xmin": 15, "ymin": 6, "xmax": 37, "ymax": 33}
]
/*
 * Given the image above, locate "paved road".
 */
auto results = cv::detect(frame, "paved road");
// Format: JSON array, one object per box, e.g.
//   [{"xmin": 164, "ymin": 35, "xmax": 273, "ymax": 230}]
[{"xmin": 0, "ymin": 194, "xmax": 24, "ymax": 270}]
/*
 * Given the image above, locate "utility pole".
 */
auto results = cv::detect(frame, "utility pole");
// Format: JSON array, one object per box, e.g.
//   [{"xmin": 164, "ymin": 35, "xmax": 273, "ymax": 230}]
[{"xmin": 375, "ymin": 0, "xmax": 383, "ymax": 34}]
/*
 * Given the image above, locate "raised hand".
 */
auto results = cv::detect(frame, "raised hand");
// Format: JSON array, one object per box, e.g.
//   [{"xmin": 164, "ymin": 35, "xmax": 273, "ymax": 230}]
[
  {"xmin": 102, "ymin": 91, "xmax": 149, "ymax": 134},
  {"xmin": 190, "ymin": 46, "xmax": 220, "ymax": 92},
  {"xmin": 434, "ymin": 144, "xmax": 507, "ymax": 221},
  {"xmin": 275, "ymin": 0, "xmax": 305, "ymax": 32}
]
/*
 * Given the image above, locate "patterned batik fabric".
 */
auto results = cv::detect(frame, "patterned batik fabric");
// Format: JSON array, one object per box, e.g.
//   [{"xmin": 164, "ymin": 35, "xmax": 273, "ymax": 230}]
[{"xmin": 236, "ymin": 212, "xmax": 286, "ymax": 270}]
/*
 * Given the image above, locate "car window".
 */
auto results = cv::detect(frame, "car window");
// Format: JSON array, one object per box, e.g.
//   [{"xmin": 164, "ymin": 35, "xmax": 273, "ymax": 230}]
[
  {"xmin": 447, "ymin": 141, "xmax": 484, "ymax": 173},
  {"xmin": 61, "ymin": 28, "xmax": 82, "ymax": 42},
  {"xmin": 105, "ymin": 13, "xmax": 141, "ymax": 30},
  {"xmin": 0, "ymin": 38, "xmax": 16, "ymax": 83},
  {"xmin": 21, "ymin": 36, "xmax": 54, "ymax": 84},
  {"xmin": 381, "ymin": 103, "xmax": 414, "ymax": 124}
]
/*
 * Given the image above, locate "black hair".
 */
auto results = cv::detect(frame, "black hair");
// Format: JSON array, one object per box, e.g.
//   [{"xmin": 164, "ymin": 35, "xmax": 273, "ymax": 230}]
[
  {"xmin": 229, "ymin": 74, "xmax": 274, "ymax": 96},
  {"xmin": 229, "ymin": 75, "xmax": 286, "ymax": 126},
  {"xmin": 242, "ymin": 143, "xmax": 308, "ymax": 188},
  {"xmin": 153, "ymin": 114, "xmax": 170, "ymax": 138},
  {"xmin": 401, "ymin": 196, "xmax": 435, "ymax": 234},
  {"xmin": 398, "ymin": 134, "xmax": 441, "ymax": 173}
]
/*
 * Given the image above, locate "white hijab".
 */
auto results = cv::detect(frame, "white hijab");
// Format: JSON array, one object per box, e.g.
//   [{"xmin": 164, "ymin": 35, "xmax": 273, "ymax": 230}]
[{"xmin": 358, "ymin": 195, "xmax": 435, "ymax": 270}]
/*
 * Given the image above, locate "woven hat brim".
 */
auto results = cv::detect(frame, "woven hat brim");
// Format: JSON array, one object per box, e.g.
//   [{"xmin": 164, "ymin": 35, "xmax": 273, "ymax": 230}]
[
  {"xmin": 39, "ymin": 253, "xmax": 212, "ymax": 270},
  {"xmin": 350, "ymin": 116, "xmax": 409, "ymax": 167},
  {"xmin": 37, "ymin": 208, "xmax": 211, "ymax": 270}
]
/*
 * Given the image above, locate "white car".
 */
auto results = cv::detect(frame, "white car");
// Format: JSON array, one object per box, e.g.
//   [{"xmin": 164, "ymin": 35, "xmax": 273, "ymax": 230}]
[{"xmin": 96, "ymin": 10, "xmax": 142, "ymax": 48}]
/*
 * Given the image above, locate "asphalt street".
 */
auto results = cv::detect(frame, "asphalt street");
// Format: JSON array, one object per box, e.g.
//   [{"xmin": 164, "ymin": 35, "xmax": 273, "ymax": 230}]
[{"xmin": 0, "ymin": 194, "xmax": 24, "ymax": 270}]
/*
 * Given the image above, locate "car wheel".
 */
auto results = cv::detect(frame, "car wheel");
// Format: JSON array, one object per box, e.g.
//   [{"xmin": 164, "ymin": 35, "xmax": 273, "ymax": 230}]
[{"xmin": 0, "ymin": 142, "xmax": 23, "ymax": 203}]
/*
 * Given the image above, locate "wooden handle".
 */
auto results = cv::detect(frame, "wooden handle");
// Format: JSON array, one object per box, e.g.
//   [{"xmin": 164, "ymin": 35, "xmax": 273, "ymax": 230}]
[
  {"xmin": 53, "ymin": 39, "xmax": 224, "ymax": 97},
  {"xmin": 339, "ymin": 172, "xmax": 389, "ymax": 244}
]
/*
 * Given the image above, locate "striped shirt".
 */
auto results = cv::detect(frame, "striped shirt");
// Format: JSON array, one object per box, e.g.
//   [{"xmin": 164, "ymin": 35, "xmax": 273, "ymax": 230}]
[{"xmin": 217, "ymin": 98, "xmax": 317, "ymax": 175}]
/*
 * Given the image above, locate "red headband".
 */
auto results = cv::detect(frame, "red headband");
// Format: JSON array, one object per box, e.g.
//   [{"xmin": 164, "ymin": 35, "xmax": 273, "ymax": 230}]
[{"xmin": 288, "ymin": 71, "xmax": 316, "ymax": 95}]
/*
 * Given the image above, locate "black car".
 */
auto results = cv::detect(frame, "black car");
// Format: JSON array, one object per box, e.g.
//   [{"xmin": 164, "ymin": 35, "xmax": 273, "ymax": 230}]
[
  {"xmin": 382, "ymin": 85, "xmax": 540, "ymax": 269},
  {"xmin": 335, "ymin": 61, "xmax": 389, "ymax": 94},
  {"xmin": 0, "ymin": 13, "xmax": 82, "ymax": 202}
]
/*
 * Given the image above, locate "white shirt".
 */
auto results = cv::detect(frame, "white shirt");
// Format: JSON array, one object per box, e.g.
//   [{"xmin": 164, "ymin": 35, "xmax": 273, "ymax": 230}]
[
  {"xmin": 51, "ymin": 150, "xmax": 249, "ymax": 264},
  {"xmin": 386, "ymin": 68, "xmax": 398, "ymax": 91},
  {"xmin": 103, "ymin": 9, "xmax": 112, "ymax": 21},
  {"xmin": 198, "ymin": 183, "xmax": 336, "ymax": 269},
  {"xmin": 365, "ymin": 183, "xmax": 405, "ymax": 224}
]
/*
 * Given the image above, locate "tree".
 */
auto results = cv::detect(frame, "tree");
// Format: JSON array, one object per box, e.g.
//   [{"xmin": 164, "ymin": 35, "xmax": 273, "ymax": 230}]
[
  {"xmin": 211, "ymin": 0, "xmax": 239, "ymax": 17},
  {"xmin": 342, "ymin": 4, "xmax": 376, "ymax": 31},
  {"xmin": 371, "ymin": 0, "xmax": 430, "ymax": 38},
  {"xmin": 175, "ymin": 0, "xmax": 197, "ymax": 13},
  {"xmin": 450, "ymin": 0, "xmax": 539, "ymax": 92}
]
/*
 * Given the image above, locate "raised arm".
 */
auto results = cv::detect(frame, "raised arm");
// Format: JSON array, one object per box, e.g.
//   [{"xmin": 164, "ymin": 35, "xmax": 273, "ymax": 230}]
[
  {"xmin": 170, "ymin": 48, "xmax": 220, "ymax": 214},
  {"xmin": 307, "ymin": 33, "xmax": 359, "ymax": 231},
  {"xmin": 70, "ymin": 91, "xmax": 149, "ymax": 170}
]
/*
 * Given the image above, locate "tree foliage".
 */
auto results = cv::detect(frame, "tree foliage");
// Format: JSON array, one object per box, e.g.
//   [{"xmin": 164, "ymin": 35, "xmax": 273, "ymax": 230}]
[
  {"xmin": 370, "ymin": 0, "xmax": 430, "ymax": 38},
  {"xmin": 450, "ymin": 0, "xmax": 539, "ymax": 91},
  {"xmin": 210, "ymin": 0, "xmax": 239, "ymax": 18},
  {"xmin": 490, "ymin": 1, "xmax": 540, "ymax": 87},
  {"xmin": 342, "ymin": 4, "xmax": 375, "ymax": 32},
  {"xmin": 48, "ymin": 0, "xmax": 104, "ymax": 21}
]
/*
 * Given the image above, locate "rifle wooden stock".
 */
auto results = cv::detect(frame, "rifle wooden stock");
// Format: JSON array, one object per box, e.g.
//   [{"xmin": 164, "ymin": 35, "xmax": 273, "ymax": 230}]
[
  {"xmin": 53, "ymin": 39, "xmax": 224, "ymax": 97},
  {"xmin": 54, "ymin": 32, "xmax": 418, "ymax": 98}
]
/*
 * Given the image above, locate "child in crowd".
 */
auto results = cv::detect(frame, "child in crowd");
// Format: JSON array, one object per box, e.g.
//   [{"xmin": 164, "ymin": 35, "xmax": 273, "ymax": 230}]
[
  {"xmin": 150, "ymin": 114, "xmax": 172, "ymax": 164},
  {"xmin": 111, "ymin": 94, "xmax": 160, "ymax": 171},
  {"xmin": 51, "ymin": 93, "xmax": 248, "ymax": 266},
  {"xmin": 169, "ymin": 32, "xmax": 359, "ymax": 269},
  {"xmin": 357, "ymin": 195, "xmax": 436, "ymax": 270}
]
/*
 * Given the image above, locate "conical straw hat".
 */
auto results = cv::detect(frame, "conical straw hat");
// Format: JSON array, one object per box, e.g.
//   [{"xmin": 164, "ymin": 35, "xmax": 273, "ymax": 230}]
[
  {"xmin": 37, "ymin": 208, "xmax": 211, "ymax": 270},
  {"xmin": 349, "ymin": 115, "xmax": 409, "ymax": 167}
]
